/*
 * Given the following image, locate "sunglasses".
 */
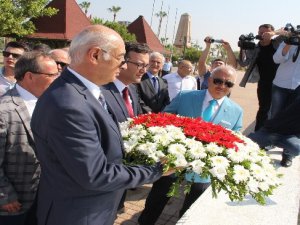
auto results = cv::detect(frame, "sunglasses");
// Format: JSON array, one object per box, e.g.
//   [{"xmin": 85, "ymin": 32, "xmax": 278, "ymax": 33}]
[
  {"xmin": 212, "ymin": 78, "xmax": 234, "ymax": 88},
  {"xmin": 2, "ymin": 51, "xmax": 22, "ymax": 59},
  {"xmin": 55, "ymin": 61, "xmax": 69, "ymax": 68}
]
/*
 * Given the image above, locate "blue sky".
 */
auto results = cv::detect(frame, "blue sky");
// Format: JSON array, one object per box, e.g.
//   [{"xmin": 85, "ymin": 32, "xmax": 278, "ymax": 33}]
[{"xmin": 77, "ymin": 0, "xmax": 300, "ymax": 51}]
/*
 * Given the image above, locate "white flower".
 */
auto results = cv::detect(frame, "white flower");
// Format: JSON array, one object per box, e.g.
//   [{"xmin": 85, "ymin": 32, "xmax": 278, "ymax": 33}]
[
  {"xmin": 250, "ymin": 163, "xmax": 266, "ymax": 181},
  {"xmin": 168, "ymin": 143, "xmax": 187, "ymax": 157},
  {"xmin": 136, "ymin": 143, "xmax": 158, "ymax": 160},
  {"xmin": 174, "ymin": 156, "xmax": 188, "ymax": 167},
  {"xmin": 248, "ymin": 178, "xmax": 260, "ymax": 193},
  {"xmin": 258, "ymin": 181, "xmax": 270, "ymax": 191},
  {"xmin": 210, "ymin": 156, "xmax": 230, "ymax": 169},
  {"xmin": 227, "ymin": 148, "xmax": 247, "ymax": 163},
  {"xmin": 209, "ymin": 166, "xmax": 227, "ymax": 181},
  {"xmin": 205, "ymin": 142, "xmax": 224, "ymax": 154},
  {"xmin": 233, "ymin": 165, "xmax": 250, "ymax": 183},
  {"xmin": 189, "ymin": 160, "xmax": 205, "ymax": 174},
  {"xmin": 153, "ymin": 133, "xmax": 173, "ymax": 146},
  {"xmin": 186, "ymin": 139, "xmax": 206, "ymax": 159}
]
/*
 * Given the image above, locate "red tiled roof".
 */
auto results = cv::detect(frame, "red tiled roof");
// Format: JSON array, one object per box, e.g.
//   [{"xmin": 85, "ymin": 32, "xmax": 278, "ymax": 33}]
[
  {"xmin": 27, "ymin": 0, "xmax": 91, "ymax": 41},
  {"xmin": 127, "ymin": 16, "xmax": 168, "ymax": 54}
]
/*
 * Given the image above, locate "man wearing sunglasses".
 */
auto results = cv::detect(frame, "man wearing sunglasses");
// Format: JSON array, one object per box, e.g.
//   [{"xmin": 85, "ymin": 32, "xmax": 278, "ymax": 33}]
[
  {"xmin": 139, "ymin": 65, "xmax": 243, "ymax": 225},
  {"xmin": 0, "ymin": 51, "xmax": 59, "ymax": 225},
  {"xmin": 1, "ymin": 41, "xmax": 29, "ymax": 96},
  {"xmin": 49, "ymin": 49, "xmax": 70, "ymax": 73}
]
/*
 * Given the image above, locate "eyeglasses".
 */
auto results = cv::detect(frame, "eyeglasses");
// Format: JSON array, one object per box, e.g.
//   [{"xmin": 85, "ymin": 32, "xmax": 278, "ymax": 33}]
[
  {"xmin": 101, "ymin": 48, "xmax": 127, "ymax": 67},
  {"xmin": 127, "ymin": 60, "xmax": 149, "ymax": 70},
  {"xmin": 2, "ymin": 51, "xmax": 22, "ymax": 59},
  {"xmin": 55, "ymin": 61, "xmax": 69, "ymax": 68},
  {"xmin": 212, "ymin": 78, "xmax": 235, "ymax": 88},
  {"xmin": 30, "ymin": 71, "xmax": 60, "ymax": 78}
]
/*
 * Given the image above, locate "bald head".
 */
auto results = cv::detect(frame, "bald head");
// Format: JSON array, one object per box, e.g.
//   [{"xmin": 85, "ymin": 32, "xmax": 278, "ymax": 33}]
[
  {"xmin": 50, "ymin": 49, "xmax": 70, "ymax": 72},
  {"xmin": 69, "ymin": 25, "xmax": 124, "ymax": 64},
  {"xmin": 68, "ymin": 25, "xmax": 127, "ymax": 86},
  {"xmin": 211, "ymin": 65, "xmax": 237, "ymax": 82}
]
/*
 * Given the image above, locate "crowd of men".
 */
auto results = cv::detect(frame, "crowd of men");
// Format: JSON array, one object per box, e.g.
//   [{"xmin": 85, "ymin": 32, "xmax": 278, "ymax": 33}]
[{"xmin": 0, "ymin": 23, "xmax": 299, "ymax": 225}]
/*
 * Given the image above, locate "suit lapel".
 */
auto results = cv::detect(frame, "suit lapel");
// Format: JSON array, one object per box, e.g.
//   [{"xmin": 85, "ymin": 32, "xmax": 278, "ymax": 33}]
[
  {"xmin": 10, "ymin": 88, "xmax": 34, "ymax": 142},
  {"xmin": 63, "ymin": 71, "xmax": 122, "ymax": 137},
  {"xmin": 102, "ymin": 83, "xmax": 129, "ymax": 118},
  {"xmin": 212, "ymin": 97, "xmax": 229, "ymax": 124}
]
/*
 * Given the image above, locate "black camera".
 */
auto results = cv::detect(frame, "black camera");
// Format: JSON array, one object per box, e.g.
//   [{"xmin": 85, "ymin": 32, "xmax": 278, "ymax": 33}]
[
  {"xmin": 205, "ymin": 38, "xmax": 224, "ymax": 44},
  {"xmin": 238, "ymin": 33, "xmax": 262, "ymax": 50},
  {"xmin": 283, "ymin": 23, "xmax": 300, "ymax": 46}
]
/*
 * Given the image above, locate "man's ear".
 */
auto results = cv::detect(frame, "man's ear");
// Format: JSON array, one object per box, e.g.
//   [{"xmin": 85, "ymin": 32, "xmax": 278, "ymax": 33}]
[{"xmin": 88, "ymin": 47, "xmax": 101, "ymax": 64}]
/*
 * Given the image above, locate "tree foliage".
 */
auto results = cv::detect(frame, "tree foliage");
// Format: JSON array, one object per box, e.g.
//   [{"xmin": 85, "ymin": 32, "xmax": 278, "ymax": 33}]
[
  {"xmin": 0, "ymin": 0, "xmax": 58, "ymax": 37},
  {"xmin": 91, "ymin": 19, "xmax": 136, "ymax": 42},
  {"xmin": 107, "ymin": 6, "xmax": 121, "ymax": 22},
  {"xmin": 79, "ymin": 1, "xmax": 91, "ymax": 15}
]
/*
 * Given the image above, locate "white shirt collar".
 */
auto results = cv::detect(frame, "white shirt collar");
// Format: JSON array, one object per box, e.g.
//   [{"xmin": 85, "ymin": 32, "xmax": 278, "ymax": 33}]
[
  {"xmin": 67, "ymin": 67, "xmax": 101, "ymax": 100},
  {"xmin": 15, "ymin": 84, "xmax": 37, "ymax": 116},
  {"xmin": 205, "ymin": 90, "xmax": 225, "ymax": 106},
  {"xmin": 113, "ymin": 79, "xmax": 127, "ymax": 93}
]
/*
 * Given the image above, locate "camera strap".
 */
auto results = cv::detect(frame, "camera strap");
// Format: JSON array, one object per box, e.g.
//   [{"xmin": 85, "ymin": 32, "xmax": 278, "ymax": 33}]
[{"xmin": 292, "ymin": 46, "xmax": 300, "ymax": 62}]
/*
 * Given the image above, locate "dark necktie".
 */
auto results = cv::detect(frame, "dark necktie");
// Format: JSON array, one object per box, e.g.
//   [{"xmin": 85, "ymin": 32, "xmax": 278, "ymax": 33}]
[
  {"xmin": 203, "ymin": 99, "xmax": 217, "ymax": 122},
  {"xmin": 122, "ymin": 87, "xmax": 134, "ymax": 118},
  {"xmin": 152, "ymin": 77, "xmax": 159, "ymax": 93}
]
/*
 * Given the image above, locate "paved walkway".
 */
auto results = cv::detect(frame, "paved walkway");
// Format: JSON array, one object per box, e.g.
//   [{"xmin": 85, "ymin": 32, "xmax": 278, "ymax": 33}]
[{"xmin": 114, "ymin": 71, "xmax": 299, "ymax": 225}]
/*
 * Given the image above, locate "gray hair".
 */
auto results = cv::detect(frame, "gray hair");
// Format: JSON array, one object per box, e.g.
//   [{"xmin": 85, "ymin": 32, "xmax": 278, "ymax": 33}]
[
  {"xmin": 150, "ymin": 52, "xmax": 165, "ymax": 64},
  {"xmin": 210, "ymin": 65, "xmax": 237, "ymax": 82},
  {"xmin": 69, "ymin": 25, "xmax": 121, "ymax": 64},
  {"xmin": 14, "ymin": 51, "xmax": 53, "ymax": 81}
]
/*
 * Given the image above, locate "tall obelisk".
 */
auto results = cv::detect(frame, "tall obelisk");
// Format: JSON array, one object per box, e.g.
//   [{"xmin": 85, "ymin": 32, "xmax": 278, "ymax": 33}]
[{"xmin": 174, "ymin": 13, "xmax": 191, "ymax": 48}]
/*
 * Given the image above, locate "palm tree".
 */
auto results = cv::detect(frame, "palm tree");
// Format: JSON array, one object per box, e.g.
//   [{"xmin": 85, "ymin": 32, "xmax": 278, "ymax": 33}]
[
  {"xmin": 79, "ymin": 1, "xmax": 91, "ymax": 15},
  {"xmin": 155, "ymin": 11, "xmax": 167, "ymax": 38},
  {"xmin": 107, "ymin": 6, "xmax": 121, "ymax": 22}
]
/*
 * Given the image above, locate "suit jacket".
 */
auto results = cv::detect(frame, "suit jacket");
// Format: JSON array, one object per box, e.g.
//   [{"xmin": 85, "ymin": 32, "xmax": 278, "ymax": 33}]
[
  {"xmin": 135, "ymin": 73, "xmax": 170, "ymax": 113},
  {"xmin": 30, "ymin": 69, "xmax": 162, "ymax": 225},
  {"xmin": 0, "ymin": 87, "xmax": 40, "ymax": 215},
  {"xmin": 196, "ymin": 71, "xmax": 210, "ymax": 90},
  {"xmin": 102, "ymin": 82, "xmax": 142, "ymax": 122},
  {"xmin": 164, "ymin": 90, "xmax": 243, "ymax": 132}
]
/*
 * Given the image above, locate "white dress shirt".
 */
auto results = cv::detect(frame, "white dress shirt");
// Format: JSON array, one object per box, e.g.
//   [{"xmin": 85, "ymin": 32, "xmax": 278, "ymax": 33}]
[
  {"xmin": 15, "ymin": 84, "xmax": 37, "ymax": 116},
  {"xmin": 202, "ymin": 90, "xmax": 225, "ymax": 119},
  {"xmin": 163, "ymin": 73, "xmax": 197, "ymax": 100},
  {"xmin": 0, "ymin": 67, "xmax": 16, "ymax": 96},
  {"xmin": 68, "ymin": 68, "xmax": 102, "ymax": 102},
  {"xmin": 273, "ymin": 42, "xmax": 300, "ymax": 89}
]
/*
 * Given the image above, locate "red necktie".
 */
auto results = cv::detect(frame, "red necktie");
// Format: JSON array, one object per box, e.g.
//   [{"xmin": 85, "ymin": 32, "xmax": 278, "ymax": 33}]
[{"xmin": 122, "ymin": 87, "xmax": 134, "ymax": 118}]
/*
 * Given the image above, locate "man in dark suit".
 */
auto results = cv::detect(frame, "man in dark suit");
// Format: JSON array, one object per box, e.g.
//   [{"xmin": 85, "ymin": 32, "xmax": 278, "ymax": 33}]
[
  {"xmin": 249, "ymin": 97, "xmax": 300, "ymax": 167},
  {"xmin": 139, "ymin": 65, "xmax": 243, "ymax": 225},
  {"xmin": 102, "ymin": 42, "xmax": 151, "ymax": 212},
  {"xmin": 31, "ymin": 25, "xmax": 164, "ymax": 225},
  {"xmin": 0, "ymin": 51, "xmax": 59, "ymax": 225},
  {"xmin": 136, "ymin": 52, "xmax": 170, "ymax": 113}
]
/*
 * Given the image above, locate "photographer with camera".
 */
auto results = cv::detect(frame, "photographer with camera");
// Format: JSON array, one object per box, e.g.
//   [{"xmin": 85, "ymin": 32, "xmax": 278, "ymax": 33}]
[
  {"xmin": 271, "ymin": 24, "xmax": 300, "ymax": 119},
  {"xmin": 238, "ymin": 24, "xmax": 285, "ymax": 131},
  {"xmin": 196, "ymin": 36, "xmax": 236, "ymax": 90}
]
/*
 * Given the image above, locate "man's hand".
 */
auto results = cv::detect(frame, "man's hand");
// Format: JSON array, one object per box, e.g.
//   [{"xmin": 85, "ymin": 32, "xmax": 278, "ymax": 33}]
[{"xmin": 1, "ymin": 200, "xmax": 22, "ymax": 213}]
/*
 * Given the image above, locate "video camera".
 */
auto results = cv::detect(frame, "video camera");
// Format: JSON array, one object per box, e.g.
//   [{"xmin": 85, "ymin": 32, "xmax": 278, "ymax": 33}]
[
  {"xmin": 238, "ymin": 33, "xmax": 262, "ymax": 50},
  {"xmin": 283, "ymin": 23, "xmax": 300, "ymax": 46}
]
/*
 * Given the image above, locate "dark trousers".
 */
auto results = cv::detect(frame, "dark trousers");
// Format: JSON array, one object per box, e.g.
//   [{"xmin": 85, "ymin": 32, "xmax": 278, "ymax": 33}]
[
  {"xmin": 179, "ymin": 182, "xmax": 210, "ymax": 218},
  {"xmin": 138, "ymin": 174, "xmax": 177, "ymax": 225},
  {"xmin": 255, "ymin": 81, "xmax": 273, "ymax": 131},
  {"xmin": 0, "ymin": 198, "xmax": 37, "ymax": 225}
]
